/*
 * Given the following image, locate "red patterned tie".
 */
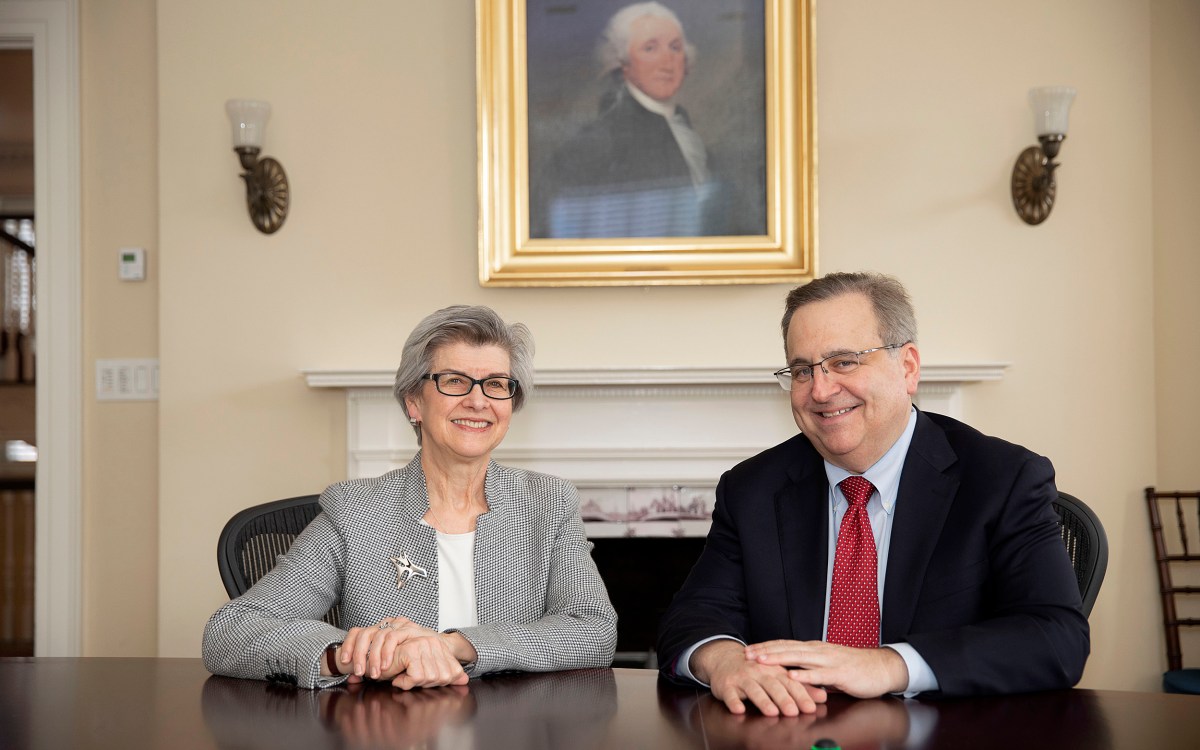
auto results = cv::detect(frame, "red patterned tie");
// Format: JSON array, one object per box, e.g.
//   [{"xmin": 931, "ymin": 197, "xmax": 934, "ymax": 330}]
[{"xmin": 826, "ymin": 475, "xmax": 880, "ymax": 648}]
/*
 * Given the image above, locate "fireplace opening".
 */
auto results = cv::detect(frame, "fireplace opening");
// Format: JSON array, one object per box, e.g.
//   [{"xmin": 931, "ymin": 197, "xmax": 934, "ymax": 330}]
[{"xmin": 589, "ymin": 536, "xmax": 707, "ymax": 668}]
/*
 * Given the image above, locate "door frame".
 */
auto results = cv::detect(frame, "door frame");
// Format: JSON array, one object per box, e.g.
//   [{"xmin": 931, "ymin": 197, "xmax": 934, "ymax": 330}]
[{"xmin": 0, "ymin": 0, "xmax": 82, "ymax": 656}]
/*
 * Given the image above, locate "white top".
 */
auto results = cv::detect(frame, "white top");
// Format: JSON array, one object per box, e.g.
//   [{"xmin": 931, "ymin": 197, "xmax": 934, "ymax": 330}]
[{"xmin": 436, "ymin": 529, "xmax": 478, "ymax": 631}]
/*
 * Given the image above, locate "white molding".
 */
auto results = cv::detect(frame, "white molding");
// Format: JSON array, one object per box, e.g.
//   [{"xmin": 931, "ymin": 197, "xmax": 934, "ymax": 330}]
[
  {"xmin": 304, "ymin": 369, "xmax": 396, "ymax": 389},
  {"xmin": 303, "ymin": 363, "xmax": 1010, "ymax": 390},
  {"xmin": 1, "ymin": 0, "xmax": 83, "ymax": 656},
  {"xmin": 918, "ymin": 364, "xmax": 1009, "ymax": 382},
  {"xmin": 536, "ymin": 367, "xmax": 778, "ymax": 386}
]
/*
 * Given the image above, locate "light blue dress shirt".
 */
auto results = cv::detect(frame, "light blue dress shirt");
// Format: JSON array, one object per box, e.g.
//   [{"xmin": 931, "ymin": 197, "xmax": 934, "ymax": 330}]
[{"xmin": 679, "ymin": 407, "xmax": 940, "ymax": 696}]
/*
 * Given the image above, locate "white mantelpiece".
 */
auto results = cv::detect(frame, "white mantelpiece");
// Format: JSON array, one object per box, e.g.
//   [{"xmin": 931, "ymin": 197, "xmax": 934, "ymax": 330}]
[{"xmin": 304, "ymin": 365, "xmax": 1006, "ymax": 488}]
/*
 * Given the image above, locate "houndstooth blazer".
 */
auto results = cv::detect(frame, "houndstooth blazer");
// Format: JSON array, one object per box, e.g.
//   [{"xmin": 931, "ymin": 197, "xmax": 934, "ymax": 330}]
[{"xmin": 202, "ymin": 454, "xmax": 617, "ymax": 689}]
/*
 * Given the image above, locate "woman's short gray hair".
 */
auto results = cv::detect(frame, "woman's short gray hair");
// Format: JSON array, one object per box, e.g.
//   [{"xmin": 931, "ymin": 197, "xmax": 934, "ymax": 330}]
[
  {"xmin": 597, "ymin": 1, "xmax": 695, "ymax": 75},
  {"xmin": 393, "ymin": 305, "xmax": 535, "ymax": 441}
]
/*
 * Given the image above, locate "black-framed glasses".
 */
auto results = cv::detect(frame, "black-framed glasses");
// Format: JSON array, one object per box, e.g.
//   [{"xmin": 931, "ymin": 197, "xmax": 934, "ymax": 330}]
[
  {"xmin": 773, "ymin": 342, "xmax": 909, "ymax": 390},
  {"xmin": 423, "ymin": 372, "xmax": 519, "ymax": 400}
]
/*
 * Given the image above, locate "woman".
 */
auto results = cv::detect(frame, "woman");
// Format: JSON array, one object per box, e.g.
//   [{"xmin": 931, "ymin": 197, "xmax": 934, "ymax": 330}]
[{"xmin": 203, "ymin": 305, "xmax": 617, "ymax": 689}]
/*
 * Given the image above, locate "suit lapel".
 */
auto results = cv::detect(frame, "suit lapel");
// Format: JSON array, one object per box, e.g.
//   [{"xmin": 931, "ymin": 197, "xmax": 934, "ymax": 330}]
[
  {"xmin": 473, "ymin": 462, "xmax": 509, "ymax": 624},
  {"xmin": 881, "ymin": 412, "xmax": 959, "ymax": 641},
  {"xmin": 383, "ymin": 456, "xmax": 440, "ymax": 630},
  {"xmin": 776, "ymin": 447, "xmax": 831, "ymax": 641}
]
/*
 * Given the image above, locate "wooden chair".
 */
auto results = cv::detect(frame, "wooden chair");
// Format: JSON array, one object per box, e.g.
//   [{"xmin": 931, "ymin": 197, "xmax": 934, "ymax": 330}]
[
  {"xmin": 216, "ymin": 494, "xmax": 342, "ymax": 628},
  {"xmin": 1145, "ymin": 487, "xmax": 1200, "ymax": 694}
]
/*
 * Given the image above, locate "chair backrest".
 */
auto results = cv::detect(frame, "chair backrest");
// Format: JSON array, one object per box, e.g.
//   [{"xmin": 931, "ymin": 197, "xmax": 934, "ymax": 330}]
[
  {"xmin": 1145, "ymin": 487, "xmax": 1200, "ymax": 672},
  {"xmin": 216, "ymin": 494, "xmax": 342, "ymax": 628},
  {"xmin": 215, "ymin": 490, "xmax": 1107, "ymax": 633},
  {"xmin": 1052, "ymin": 491, "xmax": 1109, "ymax": 617}
]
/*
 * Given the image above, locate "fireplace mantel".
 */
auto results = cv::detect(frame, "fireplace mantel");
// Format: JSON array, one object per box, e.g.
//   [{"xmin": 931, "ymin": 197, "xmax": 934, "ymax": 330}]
[
  {"xmin": 305, "ymin": 363, "xmax": 1005, "ymax": 658},
  {"xmin": 304, "ymin": 364, "xmax": 1007, "ymax": 389},
  {"xmin": 304, "ymin": 364, "xmax": 1006, "ymax": 490},
  {"xmin": 306, "ymin": 365, "xmax": 1005, "ymax": 536}
]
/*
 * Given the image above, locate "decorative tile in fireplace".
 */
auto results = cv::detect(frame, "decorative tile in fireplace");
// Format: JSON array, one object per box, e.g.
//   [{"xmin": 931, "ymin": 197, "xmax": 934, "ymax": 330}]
[{"xmin": 580, "ymin": 485, "xmax": 715, "ymax": 538}]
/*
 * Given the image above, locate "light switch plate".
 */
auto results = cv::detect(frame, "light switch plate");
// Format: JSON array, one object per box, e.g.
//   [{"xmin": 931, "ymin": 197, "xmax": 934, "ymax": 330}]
[{"xmin": 96, "ymin": 358, "xmax": 158, "ymax": 401}]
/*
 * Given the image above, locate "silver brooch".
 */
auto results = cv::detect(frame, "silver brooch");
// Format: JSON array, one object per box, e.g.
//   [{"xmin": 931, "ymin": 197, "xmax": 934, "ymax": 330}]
[{"xmin": 389, "ymin": 552, "xmax": 428, "ymax": 589}]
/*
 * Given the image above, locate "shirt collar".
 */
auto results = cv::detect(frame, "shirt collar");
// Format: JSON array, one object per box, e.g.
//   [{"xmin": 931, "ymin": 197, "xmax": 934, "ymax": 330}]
[
  {"xmin": 824, "ymin": 406, "xmax": 918, "ymax": 515},
  {"xmin": 625, "ymin": 80, "xmax": 676, "ymax": 118}
]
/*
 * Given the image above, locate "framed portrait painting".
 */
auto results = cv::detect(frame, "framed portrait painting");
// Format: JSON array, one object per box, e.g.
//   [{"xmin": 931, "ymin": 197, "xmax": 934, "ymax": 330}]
[{"xmin": 477, "ymin": 0, "xmax": 815, "ymax": 286}]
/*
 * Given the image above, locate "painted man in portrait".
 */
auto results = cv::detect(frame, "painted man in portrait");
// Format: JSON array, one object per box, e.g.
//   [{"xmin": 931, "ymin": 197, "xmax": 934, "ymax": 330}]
[{"xmin": 533, "ymin": 2, "xmax": 751, "ymax": 239}]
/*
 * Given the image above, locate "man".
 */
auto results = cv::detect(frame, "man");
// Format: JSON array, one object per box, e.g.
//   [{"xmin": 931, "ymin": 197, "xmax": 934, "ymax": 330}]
[
  {"xmin": 657, "ymin": 272, "xmax": 1089, "ymax": 716},
  {"xmin": 537, "ymin": 2, "xmax": 732, "ymax": 238}
]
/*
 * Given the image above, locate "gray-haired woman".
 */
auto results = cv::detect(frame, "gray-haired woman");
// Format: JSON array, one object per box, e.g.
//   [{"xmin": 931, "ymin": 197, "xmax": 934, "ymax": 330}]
[{"xmin": 203, "ymin": 305, "xmax": 617, "ymax": 689}]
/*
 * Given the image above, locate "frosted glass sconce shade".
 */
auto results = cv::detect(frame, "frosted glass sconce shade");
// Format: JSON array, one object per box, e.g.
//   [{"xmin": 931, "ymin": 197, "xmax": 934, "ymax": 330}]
[
  {"xmin": 226, "ymin": 99, "xmax": 271, "ymax": 149},
  {"xmin": 1028, "ymin": 86, "xmax": 1076, "ymax": 137}
]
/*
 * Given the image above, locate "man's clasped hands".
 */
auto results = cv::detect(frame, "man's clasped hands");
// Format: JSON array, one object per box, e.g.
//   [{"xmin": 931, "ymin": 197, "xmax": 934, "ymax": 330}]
[{"xmin": 691, "ymin": 638, "xmax": 911, "ymax": 717}]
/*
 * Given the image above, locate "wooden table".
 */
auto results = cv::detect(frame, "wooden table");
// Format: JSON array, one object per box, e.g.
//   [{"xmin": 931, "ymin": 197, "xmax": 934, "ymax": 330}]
[{"xmin": 1, "ymin": 658, "xmax": 1198, "ymax": 749}]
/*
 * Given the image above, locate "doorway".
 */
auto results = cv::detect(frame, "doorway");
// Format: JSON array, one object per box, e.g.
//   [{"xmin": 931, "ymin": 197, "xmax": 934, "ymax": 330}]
[{"xmin": 0, "ymin": 47, "xmax": 35, "ymax": 657}]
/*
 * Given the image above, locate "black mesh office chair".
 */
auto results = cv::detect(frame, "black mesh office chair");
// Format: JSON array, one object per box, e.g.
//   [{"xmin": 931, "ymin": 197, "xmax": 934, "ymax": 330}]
[
  {"xmin": 1051, "ymin": 491, "xmax": 1108, "ymax": 618},
  {"xmin": 216, "ymin": 494, "xmax": 342, "ymax": 628},
  {"xmin": 1145, "ymin": 487, "xmax": 1200, "ymax": 694},
  {"xmin": 216, "ymin": 490, "xmax": 1106, "ymax": 646}
]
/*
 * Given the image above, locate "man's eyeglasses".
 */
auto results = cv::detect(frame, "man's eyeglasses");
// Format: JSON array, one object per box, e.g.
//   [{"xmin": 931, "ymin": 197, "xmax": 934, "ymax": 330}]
[
  {"xmin": 773, "ymin": 343, "xmax": 909, "ymax": 390},
  {"xmin": 423, "ymin": 372, "xmax": 519, "ymax": 400}
]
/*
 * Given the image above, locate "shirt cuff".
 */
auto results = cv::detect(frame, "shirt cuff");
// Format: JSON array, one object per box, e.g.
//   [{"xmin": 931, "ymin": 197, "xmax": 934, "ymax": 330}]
[
  {"xmin": 885, "ymin": 642, "xmax": 939, "ymax": 696},
  {"xmin": 675, "ymin": 635, "xmax": 746, "ymax": 687}
]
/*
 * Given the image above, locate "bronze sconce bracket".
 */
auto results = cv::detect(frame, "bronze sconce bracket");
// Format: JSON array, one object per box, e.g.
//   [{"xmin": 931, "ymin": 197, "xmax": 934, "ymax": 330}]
[
  {"xmin": 234, "ymin": 145, "xmax": 289, "ymax": 234},
  {"xmin": 1011, "ymin": 134, "xmax": 1066, "ymax": 226}
]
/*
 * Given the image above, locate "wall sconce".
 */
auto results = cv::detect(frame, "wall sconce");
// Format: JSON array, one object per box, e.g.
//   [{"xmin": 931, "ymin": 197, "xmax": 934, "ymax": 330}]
[
  {"xmin": 225, "ymin": 99, "xmax": 290, "ymax": 234},
  {"xmin": 1011, "ymin": 86, "xmax": 1076, "ymax": 225}
]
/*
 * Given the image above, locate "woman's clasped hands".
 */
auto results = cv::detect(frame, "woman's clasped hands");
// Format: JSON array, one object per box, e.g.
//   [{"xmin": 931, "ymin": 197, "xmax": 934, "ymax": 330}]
[{"xmin": 336, "ymin": 616, "xmax": 472, "ymax": 689}]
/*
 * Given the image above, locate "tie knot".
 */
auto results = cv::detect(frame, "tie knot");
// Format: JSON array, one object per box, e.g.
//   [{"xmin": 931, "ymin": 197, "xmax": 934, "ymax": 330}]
[{"xmin": 839, "ymin": 476, "xmax": 874, "ymax": 507}]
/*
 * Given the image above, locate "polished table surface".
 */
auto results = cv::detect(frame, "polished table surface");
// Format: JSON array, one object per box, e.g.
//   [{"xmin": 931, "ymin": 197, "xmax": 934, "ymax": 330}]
[{"xmin": 2, "ymin": 658, "xmax": 1199, "ymax": 749}]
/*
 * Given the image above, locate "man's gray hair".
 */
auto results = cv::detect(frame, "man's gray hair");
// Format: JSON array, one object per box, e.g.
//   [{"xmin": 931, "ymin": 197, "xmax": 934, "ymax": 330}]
[
  {"xmin": 781, "ymin": 272, "xmax": 918, "ymax": 352},
  {"xmin": 597, "ymin": 1, "xmax": 696, "ymax": 74},
  {"xmin": 394, "ymin": 305, "xmax": 535, "ymax": 443}
]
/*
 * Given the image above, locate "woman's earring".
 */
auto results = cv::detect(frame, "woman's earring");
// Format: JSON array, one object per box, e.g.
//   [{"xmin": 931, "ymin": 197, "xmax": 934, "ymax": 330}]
[{"xmin": 409, "ymin": 418, "xmax": 419, "ymax": 426}]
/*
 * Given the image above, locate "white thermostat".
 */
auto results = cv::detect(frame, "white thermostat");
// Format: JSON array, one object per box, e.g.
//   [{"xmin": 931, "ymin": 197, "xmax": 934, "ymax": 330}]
[{"xmin": 119, "ymin": 247, "xmax": 146, "ymax": 281}]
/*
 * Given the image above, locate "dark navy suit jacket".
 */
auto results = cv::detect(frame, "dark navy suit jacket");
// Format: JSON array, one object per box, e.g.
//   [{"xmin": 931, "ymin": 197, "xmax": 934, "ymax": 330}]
[
  {"xmin": 657, "ymin": 410, "xmax": 1089, "ymax": 696},
  {"xmin": 533, "ymin": 87, "xmax": 736, "ymax": 238},
  {"xmin": 551, "ymin": 87, "xmax": 693, "ymax": 192}
]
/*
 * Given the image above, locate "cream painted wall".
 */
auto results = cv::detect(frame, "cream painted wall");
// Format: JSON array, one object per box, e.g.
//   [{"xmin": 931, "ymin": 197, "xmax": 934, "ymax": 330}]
[
  {"xmin": 79, "ymin": 0, "xmax": 159, "ymax": 656},
  {"xmin": 65, "ymin": 0, "xmax": 1163, "ymax": 690},
  {"xmin": 1150, "ymin": 0, "xmax": 1200, "ymax": 668},
  {"xmin": 1152, "ymin": 0, "xmax": 1200, "ymax": 490}
]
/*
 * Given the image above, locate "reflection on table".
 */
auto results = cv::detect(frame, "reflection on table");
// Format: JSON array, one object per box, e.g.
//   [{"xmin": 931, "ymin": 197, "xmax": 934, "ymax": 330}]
[
  {"xmin": 659, "ymin": 684, "xmax": 1119, "ymax": 750},
  {"xmin": 202, "ymin": 668, "xmax": 617, "ymax": 750},
  {"xmin": 661, "ymin": 688, "xmax": 931, "ymax": 750},
  {"xmin": 2, "ymin": 659, "xmax": 1200, "ymax": 750}
]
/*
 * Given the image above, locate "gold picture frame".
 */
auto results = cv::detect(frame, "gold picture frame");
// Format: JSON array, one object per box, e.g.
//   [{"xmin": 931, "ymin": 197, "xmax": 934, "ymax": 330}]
[{"xmin": 477, "ymin": 0, "xmax": 816, "ymax": 287}]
